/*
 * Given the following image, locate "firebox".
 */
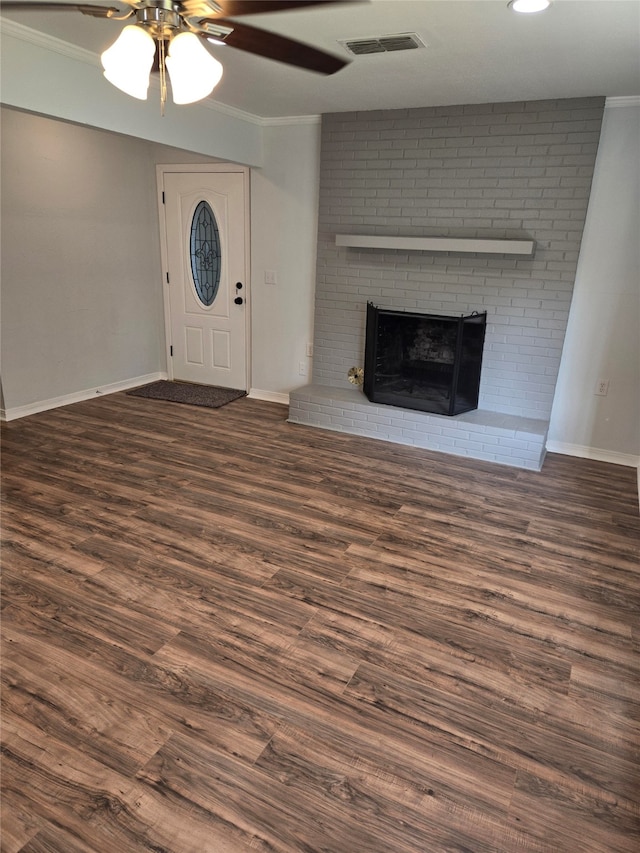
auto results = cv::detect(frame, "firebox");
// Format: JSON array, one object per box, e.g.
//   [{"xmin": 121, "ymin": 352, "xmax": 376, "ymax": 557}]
[{"xmin": 363, "ymin": 302, "xmax": 487, "ymax": 416}]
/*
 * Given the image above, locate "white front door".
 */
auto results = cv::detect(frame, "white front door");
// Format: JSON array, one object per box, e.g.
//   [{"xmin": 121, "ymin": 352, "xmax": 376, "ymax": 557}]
[{"xmin": 160, "ymin": 168, "xmax": 248, "ymax": 390}]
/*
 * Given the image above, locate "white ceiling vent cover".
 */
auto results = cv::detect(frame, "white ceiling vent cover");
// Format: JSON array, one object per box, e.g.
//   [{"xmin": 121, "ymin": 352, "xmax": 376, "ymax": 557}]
[{"xmin": 340, "ymin": 33, "xmax": 427, "ymax": 56}]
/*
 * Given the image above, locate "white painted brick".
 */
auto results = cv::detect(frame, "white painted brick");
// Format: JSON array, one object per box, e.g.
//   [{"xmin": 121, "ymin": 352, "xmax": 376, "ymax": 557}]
[
  {"xmin": 366, "ymin": 413, "xmax": 393, "ymax": 425},
  {"xmin": 455, "ymin": 439, "xmax": 485, "ymax": 452},
  {"xmin": 471, "ymin": 450, "xmax": 500, "ymax": 462},
  {"xmin": 315, "ymin": 99, "xmax": 601, "ymax": 430},
  {"xmin": 511, "ymin": 447, "xmax": 542, "ymax": 461},
  {"xmin": 331, "ymin": 416, "xmax": 356, "ymax": 427},
  {"xmin": 431, "ymin": 435, "xmax": 460, "ymax": 449}
]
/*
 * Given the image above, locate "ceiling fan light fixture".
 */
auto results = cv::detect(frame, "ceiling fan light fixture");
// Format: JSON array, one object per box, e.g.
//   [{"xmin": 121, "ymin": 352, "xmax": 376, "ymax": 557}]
[
  {"xmin": 101, "ymin": 25, "xmax": 155, "ymax": 100},
  {"xmin": 166, "ymin": 31, "xmax": 223, "ymax": 105},
  {"xmin": 508, "ymin": 0, "xmax": 551, "ymax": 12}
]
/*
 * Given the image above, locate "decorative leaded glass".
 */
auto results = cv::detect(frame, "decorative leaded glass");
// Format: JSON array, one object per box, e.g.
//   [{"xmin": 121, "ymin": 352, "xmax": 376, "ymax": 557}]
[{"xmin": 190, "ymin": 200, "xmax": 221, "ymax": 307}]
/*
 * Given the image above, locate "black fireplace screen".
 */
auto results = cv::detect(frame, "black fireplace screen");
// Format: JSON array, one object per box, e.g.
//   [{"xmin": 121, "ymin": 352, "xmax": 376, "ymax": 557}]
[{"xmin": 363, "ymin": 303, "xmax": 487, "ymax": 416}]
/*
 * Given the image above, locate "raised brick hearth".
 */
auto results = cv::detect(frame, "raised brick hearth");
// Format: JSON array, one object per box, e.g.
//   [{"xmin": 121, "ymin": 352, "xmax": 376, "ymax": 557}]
[{"xmin": 289, "ymin": 384, "xmax": 548, "ymax": 469}]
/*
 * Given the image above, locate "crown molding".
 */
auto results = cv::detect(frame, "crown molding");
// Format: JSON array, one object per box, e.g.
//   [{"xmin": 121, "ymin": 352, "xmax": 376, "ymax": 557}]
[
  {"xmin": 0, "ymin": 15, "xmax": 97, "ymax": 65},
  {"xmin": 605, "ymin": 95, "xmax": 640, "ymax": 108},
  {"xmin": 0, "ymin": 16, "xmax": 316, "ymax": 127},
  {"xmin": 260, "ymin": 114, "xmax": 321, "ymax": 127}
]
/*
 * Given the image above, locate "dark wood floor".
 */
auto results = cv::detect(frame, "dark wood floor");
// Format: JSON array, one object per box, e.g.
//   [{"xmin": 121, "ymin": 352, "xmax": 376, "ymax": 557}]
[{"xmin": 1, "ymin": 393, "xmax": 639, "ymax": 853}]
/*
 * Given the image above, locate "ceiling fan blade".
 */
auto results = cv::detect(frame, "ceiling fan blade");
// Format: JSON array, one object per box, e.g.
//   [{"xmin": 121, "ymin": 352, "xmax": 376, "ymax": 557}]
[
  {"xmin": 212, "ymin": 1, "xmax": 347, "ymax": 17},
  {"xmin": 0, "ymin": 2, "xmax": 123, "ymax": 16},
  {"xmin": 203, "ymin": 19, "xmax": 348, "ymax": 74}
]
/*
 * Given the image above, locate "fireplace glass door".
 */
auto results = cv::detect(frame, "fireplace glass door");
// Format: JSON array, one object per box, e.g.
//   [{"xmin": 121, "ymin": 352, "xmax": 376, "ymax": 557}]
[{"xmin": 364, "ymin": 303, "xmax": 486, "ymax": 416}]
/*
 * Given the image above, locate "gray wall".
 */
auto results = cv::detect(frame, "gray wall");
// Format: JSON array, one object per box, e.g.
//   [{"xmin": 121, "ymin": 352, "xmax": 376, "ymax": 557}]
[
  {"xmin": 0, "ymin": 108, "xmax": 217, "ymax": 412},
  {"xmin": 0, "ymin": 107, "xmax": 322, "ymax": 415},
  {"xmin": 1, "ymin": 20, "xmax": 263, "ymax": 167},
  {"xmin": 249, "ymin": 121, "xmax": 320, "ymax": 399},
  {"xmin": 313, "ymin": 98, "xmax": 604, "ymax": 421}
]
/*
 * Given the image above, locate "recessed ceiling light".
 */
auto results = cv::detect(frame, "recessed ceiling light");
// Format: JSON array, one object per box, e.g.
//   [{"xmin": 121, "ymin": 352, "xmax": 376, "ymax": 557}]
[{"xmin": 509, "ymin": 0, "xmax": 551, "ymax": 13}]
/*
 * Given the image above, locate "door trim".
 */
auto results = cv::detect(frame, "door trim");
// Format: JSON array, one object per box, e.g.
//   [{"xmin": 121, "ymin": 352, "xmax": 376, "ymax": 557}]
[{"xmin": 156, "ymin": 163, "xmax": 251, "ymax": 391}]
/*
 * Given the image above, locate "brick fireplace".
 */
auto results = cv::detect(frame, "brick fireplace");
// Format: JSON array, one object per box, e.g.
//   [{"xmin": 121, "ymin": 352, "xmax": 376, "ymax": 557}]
[{"xmin": 289, "ymin": 97, "xmax": 604, "ymax": 470}]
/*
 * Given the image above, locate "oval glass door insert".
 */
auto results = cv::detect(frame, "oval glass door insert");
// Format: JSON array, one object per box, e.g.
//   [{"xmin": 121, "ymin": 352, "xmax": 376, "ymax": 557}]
[{"xmin": 190, "ymin": 200, "xmax": 221, "ymax": 307}]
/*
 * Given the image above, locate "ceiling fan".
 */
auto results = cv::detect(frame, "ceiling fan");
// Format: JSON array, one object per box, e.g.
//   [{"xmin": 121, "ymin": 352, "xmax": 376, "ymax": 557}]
[{"xmin": 2, "ymin": 0, "xmax": 351, "ymax": 108}]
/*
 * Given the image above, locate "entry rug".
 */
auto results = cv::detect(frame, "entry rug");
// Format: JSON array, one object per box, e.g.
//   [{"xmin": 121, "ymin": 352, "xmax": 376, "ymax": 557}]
[{"xmin": 127, "ymin": 381, "xmax": 246, "ymax": 410}]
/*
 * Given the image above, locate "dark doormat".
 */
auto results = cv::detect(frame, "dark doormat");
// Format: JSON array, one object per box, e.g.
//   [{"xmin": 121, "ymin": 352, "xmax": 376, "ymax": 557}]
[{"xmin": 127, "ymin": 381, "xmax": 246, "ymax": 409}]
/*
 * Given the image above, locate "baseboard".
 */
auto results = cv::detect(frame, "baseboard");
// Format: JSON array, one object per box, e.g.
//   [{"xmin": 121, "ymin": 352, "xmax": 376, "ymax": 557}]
[
  {"xmin": 546, "ymin": 440, "xmax": 639, "ymax": 469},
  {"xmin": 1, "ymin": 372, "xmax": 167, "ymax": 422},
  {"xmin": 248, "ymin": 388, "xmax": 290, "ymax": 405}
]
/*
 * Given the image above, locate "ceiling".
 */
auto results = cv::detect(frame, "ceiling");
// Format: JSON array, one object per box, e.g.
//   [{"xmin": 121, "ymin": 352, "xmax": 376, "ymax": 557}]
[{"xmin": 2, "ymin": 0, "xmax": 639, "ymax": 118}]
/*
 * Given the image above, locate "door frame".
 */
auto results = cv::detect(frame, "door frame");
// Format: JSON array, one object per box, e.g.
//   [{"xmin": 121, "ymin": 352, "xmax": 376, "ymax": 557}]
[{"xmin": 156, "ymin": 163, "xmax": 251, "ymax": 390}]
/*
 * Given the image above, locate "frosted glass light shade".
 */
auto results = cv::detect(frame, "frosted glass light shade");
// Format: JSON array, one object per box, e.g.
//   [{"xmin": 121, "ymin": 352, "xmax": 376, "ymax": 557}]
[
  {"xmin": 509, "ymin": 0, "xmax": 551, "ymax": 12},
  {"xmin": 166, "ymin": 32, "xmax": 223, "ymax": 104},
  {"xmin": 101, "ymin": 25, "xmax": 155, "ymax": 100}
]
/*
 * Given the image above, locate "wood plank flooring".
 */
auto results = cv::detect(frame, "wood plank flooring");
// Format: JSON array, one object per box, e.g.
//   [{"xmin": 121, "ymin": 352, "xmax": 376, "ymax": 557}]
[{"xmin": 1, "ymin": 393, "xmax": 639, "ymax": 853}]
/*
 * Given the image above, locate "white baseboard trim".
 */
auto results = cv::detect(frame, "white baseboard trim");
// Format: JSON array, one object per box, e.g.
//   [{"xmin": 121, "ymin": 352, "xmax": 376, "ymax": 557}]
[
  {"xmin": 1, "ymin": 372, "xmax": 167, "ymax": 422},
  {"xmin": 247, "ymin": 388, "xmax": 290, "ymax": 405},
  {"xmin": 546, "ymin": 440, "xmax": 639, "ymax": 469}
]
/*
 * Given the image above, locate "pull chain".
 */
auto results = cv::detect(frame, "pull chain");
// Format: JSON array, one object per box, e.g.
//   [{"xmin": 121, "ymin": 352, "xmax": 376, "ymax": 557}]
[{"xmin": 159, "ymin": 37, "xmax": 167, "ymax": 116}]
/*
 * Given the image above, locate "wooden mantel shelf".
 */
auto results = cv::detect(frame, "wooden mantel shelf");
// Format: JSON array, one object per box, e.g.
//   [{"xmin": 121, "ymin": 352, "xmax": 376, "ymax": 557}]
[{"xmin": 335, "ymin": 234, "xmax": 536, "ymax": 256}]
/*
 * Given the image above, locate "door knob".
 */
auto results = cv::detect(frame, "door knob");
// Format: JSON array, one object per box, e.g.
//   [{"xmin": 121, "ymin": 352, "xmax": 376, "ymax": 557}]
[{"xmin": 234, "ymin": 296, "xmax": 244, "ymax": 305}]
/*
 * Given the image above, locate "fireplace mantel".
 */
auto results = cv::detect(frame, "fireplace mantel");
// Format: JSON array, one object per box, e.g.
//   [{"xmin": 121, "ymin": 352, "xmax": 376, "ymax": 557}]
[{"xmin": 335, "ymin": 234, "xmax": 536, "ymax": 256}]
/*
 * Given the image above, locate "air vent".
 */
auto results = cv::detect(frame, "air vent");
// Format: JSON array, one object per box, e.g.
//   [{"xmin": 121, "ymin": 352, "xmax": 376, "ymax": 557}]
[{"xmin": 340, "ymin": 33, "xmax": 426, "ymax": 56}]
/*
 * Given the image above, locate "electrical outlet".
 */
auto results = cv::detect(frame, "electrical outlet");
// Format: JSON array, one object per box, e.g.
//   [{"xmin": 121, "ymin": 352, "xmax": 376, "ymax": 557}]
[
  {"xmin": 595, "ymin": 379, "xmax": 609, "ymax": 396},
  {"xmin": 265, "ymin": 270, "xmax": 277, "ymax": 285},
  {"xmin": 306, "ymin": 343, "xmax": 314, "ymax": 358},
  {"xmin": 299, "ymin": 361, "xmax": 307, "ymax": 376}
]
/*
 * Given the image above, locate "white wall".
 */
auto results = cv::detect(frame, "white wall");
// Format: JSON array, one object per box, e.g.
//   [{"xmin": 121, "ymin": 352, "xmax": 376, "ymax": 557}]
[
  {"xmin": 0, "ymin": 108, "xmax": 218, "ymax": 416},
  {"xmin": 0, "ymin": 20, "xmax": 263, "ymax": 167},
  {"xmin": 1, "ymin": 21, "xmax": 322, "ymax": 412},
  {"xmin": 0, "ymin": 107, "xmax": 322, "ymax": 415},
  {"xmin": 548, "ymin": 99, "xmax": 640, "ymax": 466},
  {"xmin": 1, "ymin": 108, "xmax": 163, "ymax": 411},
  {"xmin": 249, "ymin": 121, "xmax": 321, "ymax": 400}
]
